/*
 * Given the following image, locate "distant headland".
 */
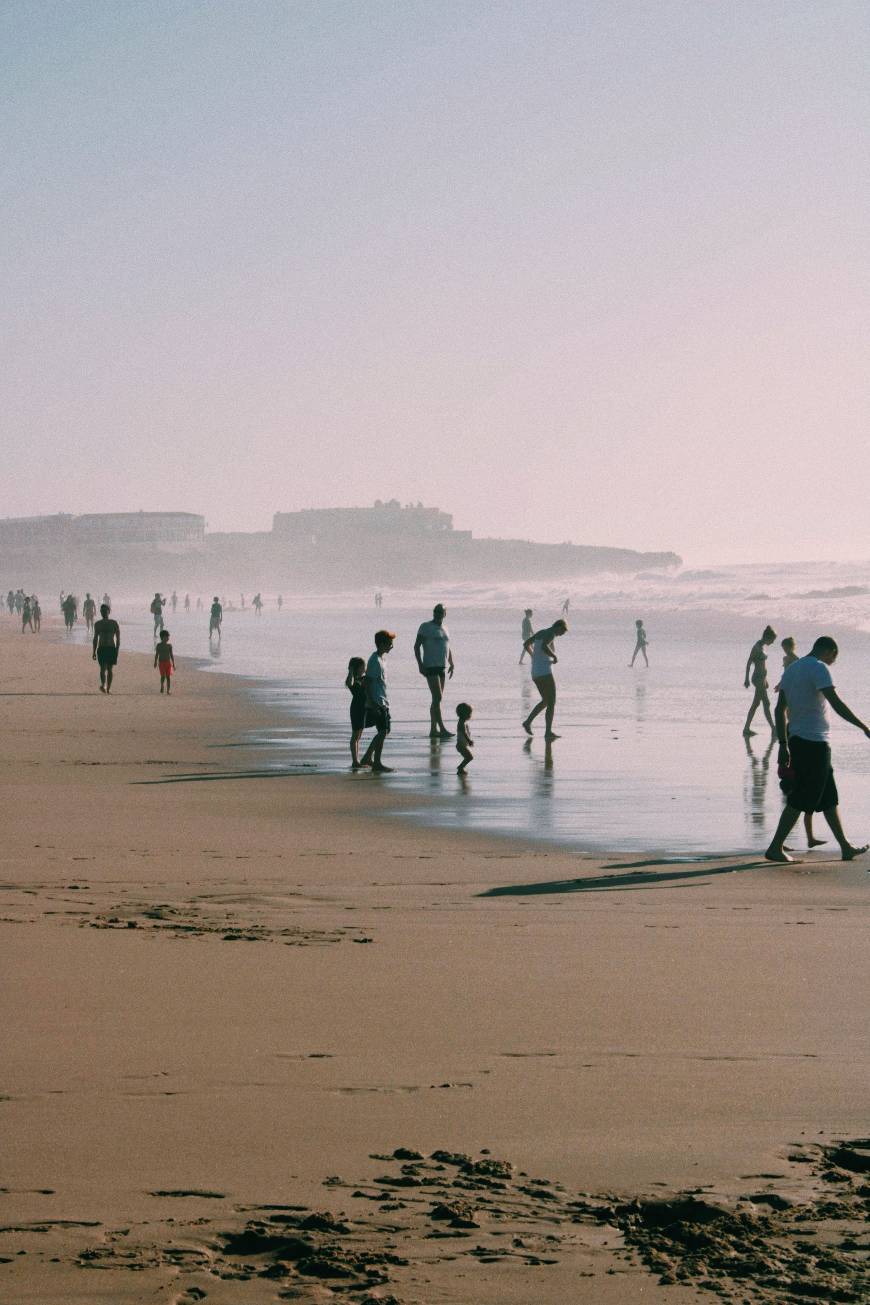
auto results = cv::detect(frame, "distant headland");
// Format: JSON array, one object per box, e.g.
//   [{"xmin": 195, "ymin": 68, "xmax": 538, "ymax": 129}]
[{"xmin": 0, "ymin": 501, "xmax": 681, "ymax": 591}]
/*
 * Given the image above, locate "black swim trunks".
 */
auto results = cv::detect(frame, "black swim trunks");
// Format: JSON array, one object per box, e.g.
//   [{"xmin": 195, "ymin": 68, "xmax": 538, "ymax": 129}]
[
  {"xmin": 424, "ymin": 666, "xmax": 446, "ymax": 678},
  {"xmin": 97, "ymin": 646, "xmax": 118, "ymax": 667},
  {"xmin": 365, "ymin": 706, "xmax": 391, "ymax": 734},
  {"xmin": 787, "ymin": 735, "xmax": 838, "ymax": 812}
]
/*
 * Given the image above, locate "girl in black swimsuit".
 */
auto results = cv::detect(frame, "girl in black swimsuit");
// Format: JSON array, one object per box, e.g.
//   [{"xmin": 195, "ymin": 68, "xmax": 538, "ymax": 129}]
[
  {"xmin": 743, "ymin": 625, "xmax": 777, "ymax": 735},
  {"xmin": 345, "ymin": 657, "xmax": 368, "ymax": 769}
]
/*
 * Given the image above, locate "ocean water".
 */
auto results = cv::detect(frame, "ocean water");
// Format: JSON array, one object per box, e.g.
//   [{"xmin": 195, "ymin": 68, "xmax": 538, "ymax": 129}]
[{"xmin": 82, "ymin": 561, "xmax": 870, "ymax": 856}]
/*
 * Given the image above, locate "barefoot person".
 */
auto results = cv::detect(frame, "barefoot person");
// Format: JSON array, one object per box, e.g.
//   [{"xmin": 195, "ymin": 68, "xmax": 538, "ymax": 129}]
[
  {"xmin": 92, "ymin": 603, "xmax": 120, "ymax": 694},
  {"xmin": 154, "ymin": 629, "xmax": 176, "ymax": 693},
  {"xmin": 522, "ymin": 618, "xmax": 567, "ymax": 740},
  {"xmin": 519, "ymin": 609, "xmax": 533, "ymax": 664},
  {"xmin": 208, "ymin": 596, "xmax": 222, "ymax": 641},
  {"xmin": 414, "ymin": 604, "xmax": 455, "ymax": 739},
  {"xmin": 345, "ymin": 657, "xmax": 368, "ymax": 769},
  {"xmin": 743, "ymin": 625, "xmax": 777, "ymax": 735},
  {"xmin": 776, "ymin": 637, "xmax": 823, "ymax": 849},
  {"xmin": 765, "ymin": 636, "xmax": 870, "ymax": 863},
  {"xmin": 455, "ymin": 702, "xmax": 474, "ymax": 772},
  {"xmin": 629, "ymin": 618, "xmax": 649, "ymax": 667},
  {"xmin": 360, "ymin": 630, "xmax": 395, "ymax": 773}
]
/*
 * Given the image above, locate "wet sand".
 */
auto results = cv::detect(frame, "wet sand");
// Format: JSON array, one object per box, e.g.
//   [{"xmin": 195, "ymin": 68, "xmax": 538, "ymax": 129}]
[{"xmin": 1, "ymin": 620, "xmax": 867, "ymax": 1303}]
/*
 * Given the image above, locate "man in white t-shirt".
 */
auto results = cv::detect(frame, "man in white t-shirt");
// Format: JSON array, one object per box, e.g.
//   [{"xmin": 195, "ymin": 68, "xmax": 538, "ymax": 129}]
[
  {"xmin": 765, "ymin": 636, "xmax": 870, "ymax": 863},
  {"xmin": 414, "ymin": 603, "xmax": 455, "ymax": 739}
]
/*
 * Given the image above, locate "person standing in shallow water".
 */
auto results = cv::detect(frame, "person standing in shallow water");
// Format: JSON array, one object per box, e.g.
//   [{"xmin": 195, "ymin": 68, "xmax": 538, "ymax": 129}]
[
  {"xmin": 629, "ymin": 618, "xmax": 649, "ymax": 667},
  {"xmin": 519, "ymin": 609, "xmax": 533, "ymax": 664},
  {"xmin": 743, "ymin": 625, "xmax": 777, "ymax": 735},
  {"xmin": 92, "ymin": 603, "xmax": 120, "ymax": 693},
  {"xmin": 360, "ymin": 630, "xmax": 395, "ymax": 773},
  {"xmin": 775, "ymin": 637, "xmax": 824, "ymax": 850},
  {"xmin": 765, "ymin": 636, "xmax": 869, "ymax": 863},
  {"xmin": 209, "ymin": 597, "xmax": 222, "ymax": 640},
  {"xmin": 414, "ymin": 604, "xmax": 455, "ymax": 739},
  {"xmin": 522, "ymin": 618, "xmax": 568, "ymax": 739}
]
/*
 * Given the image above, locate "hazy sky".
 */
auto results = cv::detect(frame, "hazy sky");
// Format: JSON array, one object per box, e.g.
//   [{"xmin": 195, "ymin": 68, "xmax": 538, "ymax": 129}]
[{"xmin": 3, "ymin": 1, "xmax": 868, "ymax": 563}]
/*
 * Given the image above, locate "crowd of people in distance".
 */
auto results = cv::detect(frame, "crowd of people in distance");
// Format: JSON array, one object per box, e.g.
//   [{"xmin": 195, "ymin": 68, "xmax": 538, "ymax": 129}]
[{"xmin": 7, "ymin": 588, "xmax": 42, "ymax": 632}]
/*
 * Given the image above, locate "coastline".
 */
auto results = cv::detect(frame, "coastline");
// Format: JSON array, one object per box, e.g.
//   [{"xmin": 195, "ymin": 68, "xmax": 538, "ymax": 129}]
[{"xmin": 2, "ymin": 619, "xmax": 867, "ymax": 1303}]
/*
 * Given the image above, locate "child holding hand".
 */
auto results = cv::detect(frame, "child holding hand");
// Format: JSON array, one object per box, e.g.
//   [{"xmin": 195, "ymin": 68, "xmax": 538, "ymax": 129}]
[
  {"xmin": 345, "ymin": 657, "xmax": 367, "ymax": 768},
  {"xmin": 456, "ymin": 702, "xmax": 474, "ymax": 773},
  {"xmin": 154, "ymin": 630, "xmax": 176, "ymax": 693}
]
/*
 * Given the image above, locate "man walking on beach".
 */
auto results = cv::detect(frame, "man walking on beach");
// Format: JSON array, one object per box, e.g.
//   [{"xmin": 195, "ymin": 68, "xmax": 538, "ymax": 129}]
[
  {"xmin": 414, "ymin": 604, "xmax": 455, "ymax": 738},
  {"xmin": 92, "ymin": 603, "xmax": 121, "ymax": 694},
  {"xmin": 765, "ymin": 636, "xmax": 870, "ymax": 863}
]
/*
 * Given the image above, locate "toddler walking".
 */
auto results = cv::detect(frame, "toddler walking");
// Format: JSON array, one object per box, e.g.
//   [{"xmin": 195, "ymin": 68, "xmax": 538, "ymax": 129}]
[{"xmin": 456, "ymin": 702, "xmax": 474, "ymax": 772}]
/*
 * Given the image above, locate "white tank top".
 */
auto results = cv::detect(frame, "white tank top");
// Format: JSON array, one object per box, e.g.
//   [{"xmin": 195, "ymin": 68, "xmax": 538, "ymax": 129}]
[{"xmin": 530, "ymin": 635, "xmax": 554, "ymax": 678}]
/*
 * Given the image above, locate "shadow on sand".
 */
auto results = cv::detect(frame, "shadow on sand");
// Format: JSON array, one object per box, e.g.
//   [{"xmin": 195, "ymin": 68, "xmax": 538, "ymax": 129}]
[
  {"xmin": 134, "ymin": 767, "xmax": 317, "ymax": 785},
  {"xmin": 479, "ymin": 860, "xmax": 764, "ymax": 897}
]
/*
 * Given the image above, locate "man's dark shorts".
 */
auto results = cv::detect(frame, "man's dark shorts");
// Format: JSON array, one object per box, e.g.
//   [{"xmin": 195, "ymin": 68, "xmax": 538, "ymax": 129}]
[
  {"xmin": 365, "ymin": 706, "xmax": 391, "ymax": 735},
  {"xmin": 97, "ymin": 647, "xmax": 118, "ymax": 667},
  {"xmin": 786, "ymin": 735, "xmax": 838, "ymax": 812},
  {"xmin": 424, "ymin": 667, "xmax": 445, "ymax": 679}
]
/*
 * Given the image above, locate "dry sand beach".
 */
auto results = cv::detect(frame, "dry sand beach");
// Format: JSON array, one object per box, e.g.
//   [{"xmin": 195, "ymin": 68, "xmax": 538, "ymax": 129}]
[{"xmin": 1, "ymin": 621, "xmax": 868, "ymax": 1304}]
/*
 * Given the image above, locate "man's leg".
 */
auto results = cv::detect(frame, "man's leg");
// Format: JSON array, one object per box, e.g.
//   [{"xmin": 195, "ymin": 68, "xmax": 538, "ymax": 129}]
[
  {"xmin": 544, "ymin": 679, "xmax": 559, "ymax": 739},
  {"xmin": 106, "ymin": 664, "xmax": 113, "ymax": 693},
  {"xmin": 821, "ymin": 808, "xmax": 868, "ymax": 861},
  {"xmin": 765, "ymin": 803, "xmax": 803, "ymax": 861}
]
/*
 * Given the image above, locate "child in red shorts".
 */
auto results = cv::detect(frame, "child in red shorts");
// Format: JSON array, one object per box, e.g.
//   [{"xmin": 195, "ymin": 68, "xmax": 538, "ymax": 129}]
[{"xmin": 154, "ymin": 630, "xmax": 176, "ymax": 694}]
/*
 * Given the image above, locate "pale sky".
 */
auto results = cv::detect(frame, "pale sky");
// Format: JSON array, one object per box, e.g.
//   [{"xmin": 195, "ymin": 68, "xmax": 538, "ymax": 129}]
[{"xmin": 2, "ymin": 1, "xmax": 868, "ymax": 563}]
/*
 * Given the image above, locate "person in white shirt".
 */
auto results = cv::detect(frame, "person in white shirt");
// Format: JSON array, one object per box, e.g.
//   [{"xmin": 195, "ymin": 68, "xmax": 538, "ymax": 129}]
[
  {"xmin": 765, "ymin": 636, "xmax": 870, "ymax": 863},
  {"xmin": 519, "ymin": 609, "xmax": 533, "ymax": 664},
  {"xmin": 522, "ymin": 618, "xmax": 568, "ymax": 740},
  {"xmin": 360, "ymin": 629, "xmax": 395, "ymax": 772},
  {"xmin": 414, "ymin": 604, "xmax": 455, "ymax": 739}
]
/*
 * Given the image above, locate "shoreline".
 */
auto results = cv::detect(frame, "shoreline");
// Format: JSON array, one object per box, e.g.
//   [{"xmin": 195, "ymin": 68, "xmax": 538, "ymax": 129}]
[{"xmin": 2, "ymin": 619, "xmax": 868, "ymax": 1302}]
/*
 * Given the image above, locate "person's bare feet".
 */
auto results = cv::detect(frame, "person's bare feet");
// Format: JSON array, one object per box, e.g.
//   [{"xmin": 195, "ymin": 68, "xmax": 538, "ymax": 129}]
[
  {"xmin": 522, "ymin": 719, "xmax": 533, "ymax": 736},
  {"xmin": 841, "ymin": 843, "xmax": 868, "ymax": 861},
  {"xmin": 743, "ymin": 728, "xmax": 756, "ymax": 736},
  {"xmin": 765, "ymin": 846, "xmax": 797, "ymax": 863},
  {"xmin": 544, "ymin": 732, "xmax": 561, "ymax": 741},
  {"xmin": 807, "ymin": 837, "xmax": 826, "ymax": 848},
  {"xmin": 371, "ymin": 763, "xmax": 394, "ymax": 773}
]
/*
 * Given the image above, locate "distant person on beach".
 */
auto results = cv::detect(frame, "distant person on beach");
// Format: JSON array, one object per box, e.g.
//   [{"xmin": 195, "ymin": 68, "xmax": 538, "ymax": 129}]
[
  {"xmin": 277, "ymin": 594, "xmax": 283, "ymax": 611},
  {"xmin": 83, "ymin": 593, "xmax": 96, "ymax": 633},
  {"xmin": 62, "ymin": 593, "xmax": 77, "ymax": 632},
  {"xmin": 154, "ymin": 630, "xmax": 176, "ymax": 693},
  {"xmin": 184, "ymin": 593, "xmax": 190, "ymax": 612},
  {"xmin": 629, "ymin": 618, "xmax": 649, "ymax": 667},
  {"xmin": 360, "ymin": 630, "xmax": 395, "ymax": 773},
  {"xmin": 765, "ymin": 636, "xmax": 869, "ymax": 863},
  {"xmin": 101, "ymin": 592, "xmax": 111, "ymax": 612},
  {"xmin": 21, "ymin": 595, "xmax": 34, "ymax": 633},
  {"xmin": 345, "ymin": 657, "xmax": 368, "ymax": 769},
  {"xmin": 522, "ymin": 619, "xmax": 568, "ymax": 739},
  {"xmin": 32, "ymin": 597, "xmax": 41, "ymax": 632},
  {"xmin": 561, "ymin": 597, "xmax": 570, "ymax": 616},
  {"xmin": 253, "ymin": 593, "xmax": 263, "ymax": 615},
  {"xmin": 170, "ymin": 591, "xmax": 178, "ymax": 612},
  {"xmin": 6, "ymin": 590, "xmax": 14, "ymax": 615},
  {"xmin": 209, "ymin": 597, "xmax": 222, "ymax": 640},
  {"xmin": 414, "ymin": 604, "xmax": 455, "ymax": 738},
  {"xmin": 196, "ymin": 595, "xmax": 203, "ymax": 610},
  {"xmin": 519, "ymin": 609, "xmax": 533, "ymax": 663},
  {"xmin": 743, "ymin": 625, "xmax": 777, "ymax": 735},
  {"xmin": 92, "ymin": 604, "xmax": 120, "ymax": 693},
  {"xmin": 456, "ymin": 702, "xmax": 474, "ymax": 772},
  {"xmin": 150, "ymin": 593, "xmax": 165, "ymax": 636},
  {"xmin": 780, "ymin": 636, "xmax": 798, "ymax": 673}
]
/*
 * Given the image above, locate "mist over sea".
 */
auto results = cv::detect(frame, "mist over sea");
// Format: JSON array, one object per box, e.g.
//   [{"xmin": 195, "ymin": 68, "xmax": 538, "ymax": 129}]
[{"xmin": 92, "ymin": 560, "xmax": 870, "ymax": 856}]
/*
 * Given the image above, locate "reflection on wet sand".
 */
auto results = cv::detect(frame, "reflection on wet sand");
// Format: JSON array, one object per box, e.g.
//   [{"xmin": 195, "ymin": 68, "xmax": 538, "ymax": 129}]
[{"xmin": 743, "ymin": 734, "xmax": 774, "ymax": 831}]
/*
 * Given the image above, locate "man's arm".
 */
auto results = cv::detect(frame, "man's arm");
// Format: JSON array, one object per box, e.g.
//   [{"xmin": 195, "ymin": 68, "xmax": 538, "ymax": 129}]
[
  {"xmin": 447, "ymin": 647, "xmax": 455, "ymax": 678},
  {"xmin": 774, "ymin": 690, "xmax": 789, "ymax": 753},
  {"xmin": 821, "ymin": 687, "xmax": 870, "ymax": 736},
  {"xmin": 92, "ymin": 630, "xmax": 98, "ymax": 659},
  {"xmin": 113, "ymin": 621, "xmax": 121, "ymax": 652},
  {"xmin": 413, "ymin": 630, "xmax": 424, "ymax": 671},
  {"xmin": 744, "ymin": 652, "xmax": 753, "ymax": 687}
]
